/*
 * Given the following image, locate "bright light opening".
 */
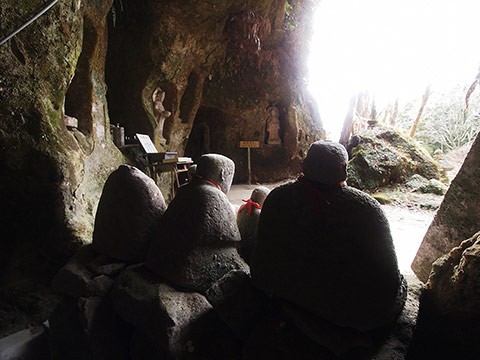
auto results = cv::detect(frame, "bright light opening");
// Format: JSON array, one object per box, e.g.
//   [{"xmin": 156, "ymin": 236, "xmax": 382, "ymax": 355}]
[{"xmin": 307, "ymin": 0, "xmax": 480, "ymax": 141}]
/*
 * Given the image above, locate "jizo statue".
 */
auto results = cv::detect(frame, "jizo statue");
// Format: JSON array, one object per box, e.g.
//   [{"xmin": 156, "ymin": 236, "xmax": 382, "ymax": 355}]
[{"xmin": 152, "ymin": 87, "xmax": 171, "ymax": 151}]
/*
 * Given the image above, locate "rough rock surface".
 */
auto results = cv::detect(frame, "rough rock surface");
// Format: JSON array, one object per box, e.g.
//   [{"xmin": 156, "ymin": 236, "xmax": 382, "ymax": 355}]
[
  {"xmin": 252, "ymin": 180, "xmax": 404, "ymax": 332},
  {"xmin": 347, "ymin": 127, "xmax": 440, "ymax": 190},
  {"xmin": 52, "ymin": 245, "xmax": 117, "ymax": 298},
  {"xmin": 0, "ymin": 0, "xmax": 123, "ymax": 336},
  {"xmin": 412, "ymin": 132, "xmax": 480, "ymax": 282},
  {"xmin": 205, "ymin": 270, "xmax": 265, "ymax": 342},
  {"xmin": 0, "ymin": 324, "xmax": 50, "ymax": 360},
  {"xmin": 112, "ymin": 265, "xmax": 238, "ymax": 359},
  {"xmin": 49, "ymin": 296, "xmax": 131, "ymax": 360},
  {"xmin": 243, "ymin": 276, "xmax": 421, "ymax": 360},
  {"xmin": 105, "ymin": 0, "xmax": 324, "ymax": 190},
  {"xmin": 407, "ymin": 231, "xmax": 480, "ymax": 359},
  {"xmin": 0, "ymin": 0, "xmax": 322, "ymax": 336},
  {"xmin": 49, "ymin": 243, "xmax": 131, "ymax": 359},
  {"xmin": 425, "ymin": 230, "xmax": 480, "ymax": 316},
  {"xmin": 92, "ymin": 165, "xmax": 166, "ymax": 262}
]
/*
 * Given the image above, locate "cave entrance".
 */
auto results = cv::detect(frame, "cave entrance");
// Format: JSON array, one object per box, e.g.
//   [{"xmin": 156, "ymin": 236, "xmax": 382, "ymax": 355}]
[
  {"xmin": 306, "ymin": 0, "xmax": 480, "ymax": 275},
  {"xmin": 307, "ymin": 0, "xmax": 480, "ymax": 143}
]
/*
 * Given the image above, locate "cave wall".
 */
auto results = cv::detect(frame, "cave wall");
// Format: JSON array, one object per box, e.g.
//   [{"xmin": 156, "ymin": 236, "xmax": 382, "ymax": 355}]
[
  {"xmin": 0, "ymin": 0, "xmax": 322, "ymax": 335},
  {"xmin": 197, "ymin": 0, "xmax": 324, "ymax": 183},
  {"xmin": 105, "ymin": 0, "xmax": 324, "ymax": 185},
  {"xmin": 0, "ymin": 0, "xmax": 123, "ymax": 335}
]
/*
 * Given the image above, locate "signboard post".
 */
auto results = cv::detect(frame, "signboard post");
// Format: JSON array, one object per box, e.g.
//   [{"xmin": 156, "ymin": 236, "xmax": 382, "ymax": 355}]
[{"xmin": 239, "ymin": 141, "xmax": 260, "ymax": 184}]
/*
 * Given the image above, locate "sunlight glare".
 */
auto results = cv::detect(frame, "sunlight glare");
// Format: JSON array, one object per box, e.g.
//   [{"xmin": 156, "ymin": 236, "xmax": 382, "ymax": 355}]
[{"xmin": 307, "ymin": 0, "xmax": 480, "ymax": 140}]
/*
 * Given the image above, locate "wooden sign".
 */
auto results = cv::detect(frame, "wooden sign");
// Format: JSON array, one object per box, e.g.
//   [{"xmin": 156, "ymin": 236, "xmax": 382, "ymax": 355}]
[{"xmin": 239, "ymin": 140, "xmax": 260, "ymax": 148}]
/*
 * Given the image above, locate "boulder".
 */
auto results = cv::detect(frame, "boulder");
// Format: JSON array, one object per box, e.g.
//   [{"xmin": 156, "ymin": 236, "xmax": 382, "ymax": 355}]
[
  {"xmin": 423, "ymin": 231, "xmax": 480, "ymax": 316},
  {"xmin": 347, "ymin": 127, "xmax": 440, "ymax": 190},
  {"xmin": 412, "ymin": 133, "xmax": 480, "ymax": 282},
  {"xmin": 405, "ymin": 174, "xmax": 430, "ymax": 190},
  {"xmin": 416, "ymin": 178, "xmax": 448, "ymax": 195},
  {"xmin": 407, "ymin": 231, "xmax": 480, "ymax": 359},
  {"xmin": 52, "ymin": 245, "xmax": 121, "ymax": 298},
  {"xmin": 112, "ymin": 265, "xmax": 231, "ymax": 358},
  {"xmin": 244, "ymin": 276, "xmax": 421, "ymax": 360},
  {"xmin": 205, "ymin": 270, "xmax": 265, "ymax": 342},
  {"xmin": 92, "ymin": 165, "xmax": 166, "ymax": 263},
  {"xmin": 0, "ymin": 324, "xmax": 49, "ymax": 360},
  {"xmin": 49, "ymin": 296, "xmax": 131, "ymax": 360}
]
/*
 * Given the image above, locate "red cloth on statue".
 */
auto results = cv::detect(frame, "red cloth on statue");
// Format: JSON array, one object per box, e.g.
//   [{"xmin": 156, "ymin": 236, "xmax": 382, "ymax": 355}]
[{"xmin": 238, "ymin": 199, "xmax": 262, "ymax": 216}]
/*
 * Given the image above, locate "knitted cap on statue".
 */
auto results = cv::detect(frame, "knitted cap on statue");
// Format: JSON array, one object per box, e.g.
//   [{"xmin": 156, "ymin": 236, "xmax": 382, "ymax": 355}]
[{"xmin": 302, "ymin": 141, "xmax": 348, "ymax": 184}]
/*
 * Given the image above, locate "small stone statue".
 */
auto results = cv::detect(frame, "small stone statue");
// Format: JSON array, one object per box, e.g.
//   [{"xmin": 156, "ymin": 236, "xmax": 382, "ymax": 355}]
[
  {"xmin": 266, "ymin": 106, "xmax": 281, "ymax": 145},
  {"xmin": 152, "ymin": 87, "xmax": 171, "ymax": 151},
  {"xmin": 92, "ymin": 165, "xmax": 166, "ymax": 262},
  {"xmin": 146, "ymin": 153, "xmax": 248, "ymax": 292},
  {"xmin": 236, "ymin": 186, "xmax": 270, "ymax": 264}
]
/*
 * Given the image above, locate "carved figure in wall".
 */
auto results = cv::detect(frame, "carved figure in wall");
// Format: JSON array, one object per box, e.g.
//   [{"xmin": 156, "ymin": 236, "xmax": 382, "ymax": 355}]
[
  {"xmin": 251, "ymin": 140, "xmax": 407, "ymax": 354},
  {"xmin": 146, "ymin": 153, "xmax": 248, "ymax": 292},
  {"xmin": 152, "ymin": 87, "xmax": 171, "ymax": 151},
  {"xmin": 266, "ymin": 106, "xmax": 281, "ymax": 145}
]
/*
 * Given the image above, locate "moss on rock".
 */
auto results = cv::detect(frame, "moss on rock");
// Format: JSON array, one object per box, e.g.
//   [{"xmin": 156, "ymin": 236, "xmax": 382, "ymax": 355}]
[{"xmin": 347, "ymin": 127, "xmax": 441, "ymax": 190}]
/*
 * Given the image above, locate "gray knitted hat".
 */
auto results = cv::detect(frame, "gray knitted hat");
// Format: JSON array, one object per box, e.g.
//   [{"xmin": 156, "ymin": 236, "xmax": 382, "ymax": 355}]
[{"xmin": 302, "ymin": 141, "xmax": 349, "ymax": 184}]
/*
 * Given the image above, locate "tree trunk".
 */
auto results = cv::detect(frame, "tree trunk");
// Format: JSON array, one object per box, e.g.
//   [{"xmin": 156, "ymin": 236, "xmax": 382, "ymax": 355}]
[
  {"xmin": 409, "ymin": 86, "xmax": 431, "ymax": 138},
  {"xmin": 339, "ymin": 95, "xmax": 357, "ymax": 146},
  {"xmin": 389, "ymin": 99, "xmax": 399, "ymax": 127}
]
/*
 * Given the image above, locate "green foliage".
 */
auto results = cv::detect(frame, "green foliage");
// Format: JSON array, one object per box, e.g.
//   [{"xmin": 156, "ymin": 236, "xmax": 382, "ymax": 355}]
[
  {"xmin": 284, "ymin": 1, "xmax": 296, "ymax": 31},
  {"xmin": 395, "ymin": 86, "xmax": 480, "ymax": 152}
]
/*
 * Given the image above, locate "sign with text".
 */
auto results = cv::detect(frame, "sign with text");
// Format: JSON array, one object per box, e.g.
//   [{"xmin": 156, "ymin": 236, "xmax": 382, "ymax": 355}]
[
  {"xmin": 239, "ymin": 140, "xmax": 260, "ymax": 148},
  {"xmin": 136, "ymin": 133, "xmax": 158, "ymax": 153}
]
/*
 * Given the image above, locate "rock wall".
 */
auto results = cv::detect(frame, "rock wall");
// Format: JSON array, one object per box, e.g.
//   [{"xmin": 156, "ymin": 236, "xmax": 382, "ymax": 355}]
[
  {"xmin": 412, "ymin": 132, "xmax": 480, "ymax": 282},
  {"xmin": 0, "ymin": 0, "xmax": 322, "ymax": 336},
  {"xmin": 407, "ymin": 231, "xmax": 480, "ymax": 358},
  {"xmin": 105, "ymin": 0, "xmax": 324, "ymax": 185},
  {"xmin": 0, "ymin": 0, "xmax": 123, "ymax": 335}
]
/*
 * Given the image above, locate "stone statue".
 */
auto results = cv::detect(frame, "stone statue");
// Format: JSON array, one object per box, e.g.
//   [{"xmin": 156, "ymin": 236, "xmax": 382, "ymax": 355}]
[
  {"xmin": 152, "ymin": 87, "xmax": 171, "ymax": 151},
  {"xmin": 236, "ymin": 186, "xmax": 270, "ymax": 264},
  {"xmin": 266, "ymin": 106, "xmax": 281, "ymax": 145},
  {"xmin": 92, "ymin": 165, "xmax": 166, "ymax": 262},
  {"xmin": 251, "ymin": 140, "xmax": 406, "ymax": 354},
  {"xmin": 146, "ymin": 153, "xmax": 249, "ymax": 292}
]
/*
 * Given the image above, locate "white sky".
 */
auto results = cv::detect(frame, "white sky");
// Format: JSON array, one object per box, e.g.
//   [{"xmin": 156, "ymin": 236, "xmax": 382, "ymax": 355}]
[{"xmin": 307, "ymin": 0, "xmax": 480, "ymax": 140}]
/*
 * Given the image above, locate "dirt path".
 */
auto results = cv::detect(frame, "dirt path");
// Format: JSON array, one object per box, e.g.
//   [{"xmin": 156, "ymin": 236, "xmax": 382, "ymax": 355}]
[{"xmin": 228, "ymin": 183, "xmax": 435, "ymax": 276}]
